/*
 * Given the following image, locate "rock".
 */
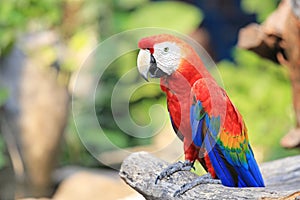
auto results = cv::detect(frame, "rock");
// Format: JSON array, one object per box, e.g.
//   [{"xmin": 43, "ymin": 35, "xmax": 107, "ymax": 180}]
[
  {"xmin": 53, "ymin": 170, "xmax": 143, "ymax": 200},
  {"xmin": 119, "ymin": 152, "xmax": 300, "ymax": 200}
]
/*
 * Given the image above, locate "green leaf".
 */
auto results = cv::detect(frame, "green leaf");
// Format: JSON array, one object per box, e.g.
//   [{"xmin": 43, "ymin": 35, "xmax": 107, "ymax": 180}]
[{"xmin": 125, "ymin": 1, "xmax": 202, "ymax": 34}]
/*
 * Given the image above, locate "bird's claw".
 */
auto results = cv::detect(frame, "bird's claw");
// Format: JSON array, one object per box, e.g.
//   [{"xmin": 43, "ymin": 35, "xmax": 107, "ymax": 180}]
[
  {"xmin": 173, "ymin": 173, "xmax": 221, "ymax": 197},
  {"xmin": 155, "ymin": 160, "xmax": 194, "ymax": 184}
]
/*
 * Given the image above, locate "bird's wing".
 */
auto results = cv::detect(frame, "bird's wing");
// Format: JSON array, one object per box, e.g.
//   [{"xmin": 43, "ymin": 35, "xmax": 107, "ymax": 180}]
[{"xmin": 190, "ymin": 78, "xmax": 264, "ymax": 187}]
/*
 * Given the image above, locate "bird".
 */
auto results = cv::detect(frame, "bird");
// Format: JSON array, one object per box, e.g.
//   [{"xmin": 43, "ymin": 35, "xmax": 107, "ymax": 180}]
[{"xmin": 136, "ymin": 34, "xmax": 265, "ymax": 196}]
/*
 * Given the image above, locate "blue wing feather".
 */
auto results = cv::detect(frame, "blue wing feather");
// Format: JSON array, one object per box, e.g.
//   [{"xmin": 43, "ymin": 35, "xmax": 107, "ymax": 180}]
[
  {"xmin": 204, "ymin": 132, "xmax": 239, "ymax": 186},
  {"xmin": 190, "ymin": 103, "xmax": 204, "ymax": 147},
  {"xmin": 191, "ymin": 99, "xmax": 265, "ymax": 187}
]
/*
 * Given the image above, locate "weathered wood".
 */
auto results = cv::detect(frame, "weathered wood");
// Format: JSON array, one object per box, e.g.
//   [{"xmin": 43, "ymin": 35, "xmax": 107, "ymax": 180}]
[
  {"xmin": 237, "ymin": 0, "xmax": 290, "ymax": 63},
  {"xmin": 238, "ymin": 23, "xmax": 281, "ymax": 63},
  {"xmin": 120, "ymin": 152, "xmax": 300, "ymax": 200}
]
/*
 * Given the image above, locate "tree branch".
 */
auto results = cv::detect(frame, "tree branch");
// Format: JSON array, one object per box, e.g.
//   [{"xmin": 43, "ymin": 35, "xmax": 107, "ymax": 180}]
[{"xmin": 120, "ymin": 152, "xmax": 300, "ymax": 200}]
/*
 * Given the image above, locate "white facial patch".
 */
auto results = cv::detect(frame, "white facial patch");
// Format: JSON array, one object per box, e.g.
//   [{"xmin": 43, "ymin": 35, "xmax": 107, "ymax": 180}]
[{"xmin": 153, "ymin": 42, "xmax": 181, "ymax": 75}]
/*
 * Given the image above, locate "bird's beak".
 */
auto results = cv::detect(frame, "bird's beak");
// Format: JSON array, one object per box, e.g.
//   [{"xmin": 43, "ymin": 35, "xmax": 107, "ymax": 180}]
[
  {"xmin": 137, "ymin": 49, "xmax": 151, "ymax": 81},
  {"xmin": 137, "ymin": 49, "xmax": 168, "ymax": 81}
]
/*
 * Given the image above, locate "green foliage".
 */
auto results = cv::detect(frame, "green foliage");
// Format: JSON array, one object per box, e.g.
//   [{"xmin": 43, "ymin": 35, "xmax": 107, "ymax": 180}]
[
  {"xmin": 218, "ymin": 49, "xmax": 300, "ymax": 161},
  {"xmin": 96, "ymin": 0, "xmax": 202, "ymax": 39},
  {"xmin": 0, "ymin": 0, "xmax": 62, "ymax": 56},
  {"xmin": 125, "ymin": 1, "xmax": 202, "ymax": 33}
]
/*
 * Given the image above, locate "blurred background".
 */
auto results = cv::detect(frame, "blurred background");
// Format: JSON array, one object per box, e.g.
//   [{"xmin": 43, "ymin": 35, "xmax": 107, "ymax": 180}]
[{"xmin": 0, "ymin": 0, "xmax": 299, "ymax": 199}]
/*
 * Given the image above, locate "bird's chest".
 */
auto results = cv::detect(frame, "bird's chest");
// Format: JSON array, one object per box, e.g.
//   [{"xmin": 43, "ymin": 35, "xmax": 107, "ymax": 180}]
[{"xmin": 166, "ymin": 90, "xmax": 191, "ymax": 138}]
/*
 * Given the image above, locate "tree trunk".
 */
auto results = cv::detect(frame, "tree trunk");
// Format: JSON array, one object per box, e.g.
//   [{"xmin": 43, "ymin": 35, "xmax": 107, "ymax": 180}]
[{"xmin": 0, "ymin": 31, "xmax": 69, "ymax": 198}]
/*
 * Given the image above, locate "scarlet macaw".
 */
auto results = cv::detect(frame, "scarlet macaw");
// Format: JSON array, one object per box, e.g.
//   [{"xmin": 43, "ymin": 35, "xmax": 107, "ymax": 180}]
[{"xmin": 136, "ymin": 34, "xmax": 264, "ymax": 196}]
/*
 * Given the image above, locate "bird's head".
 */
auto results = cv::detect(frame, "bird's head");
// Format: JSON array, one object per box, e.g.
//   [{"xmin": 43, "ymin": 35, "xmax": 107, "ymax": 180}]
[{"xmin": 137, "ymin": 34, "xmax": 189, "ymax": 81}]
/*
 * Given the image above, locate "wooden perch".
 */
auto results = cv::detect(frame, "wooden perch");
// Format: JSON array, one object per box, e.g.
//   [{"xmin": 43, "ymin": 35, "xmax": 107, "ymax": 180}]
[{"xmin": 120, "ymin": 152, "xmax": 300, "ymax": 200}]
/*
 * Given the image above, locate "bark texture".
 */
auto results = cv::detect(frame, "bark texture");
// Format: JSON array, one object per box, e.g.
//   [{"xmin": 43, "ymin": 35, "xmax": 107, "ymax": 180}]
[{"xmin": 120, "ymin": 152, "xmax": 300, "ymax": 200}]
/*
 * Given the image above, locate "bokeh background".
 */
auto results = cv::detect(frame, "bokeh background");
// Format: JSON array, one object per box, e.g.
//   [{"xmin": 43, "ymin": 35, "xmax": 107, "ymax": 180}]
[{"xmin": 0, "ymin": 0, "xmax": 299, "ymax": 199}]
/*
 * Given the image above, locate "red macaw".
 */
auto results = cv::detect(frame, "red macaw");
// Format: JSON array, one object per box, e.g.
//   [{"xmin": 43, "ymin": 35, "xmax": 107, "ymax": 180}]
[{"xmin": 137, "ymin": 34, "xmax": 264, "ymax": 195}]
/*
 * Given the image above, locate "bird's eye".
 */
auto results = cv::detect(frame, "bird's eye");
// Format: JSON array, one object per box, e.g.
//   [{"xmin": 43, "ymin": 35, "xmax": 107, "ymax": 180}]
[{"xmin": 163, "ymin": 47, "xmax": 169, "ymax": 53}]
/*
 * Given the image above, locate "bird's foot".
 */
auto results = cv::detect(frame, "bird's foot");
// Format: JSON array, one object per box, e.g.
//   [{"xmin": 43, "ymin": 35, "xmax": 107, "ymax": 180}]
[
  {"xmin": 155, "ymin": 160, "xmax": 194, "ymax": 184},
  {"xmin": 174, "ymin": 173, "xmax": 221, "ymax": 197}
]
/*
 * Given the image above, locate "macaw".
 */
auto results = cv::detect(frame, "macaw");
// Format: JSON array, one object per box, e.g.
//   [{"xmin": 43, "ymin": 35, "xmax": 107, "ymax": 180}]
[{"xmin": 136, "ymin": 34, "xmax": 265, "ymax": 195}]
